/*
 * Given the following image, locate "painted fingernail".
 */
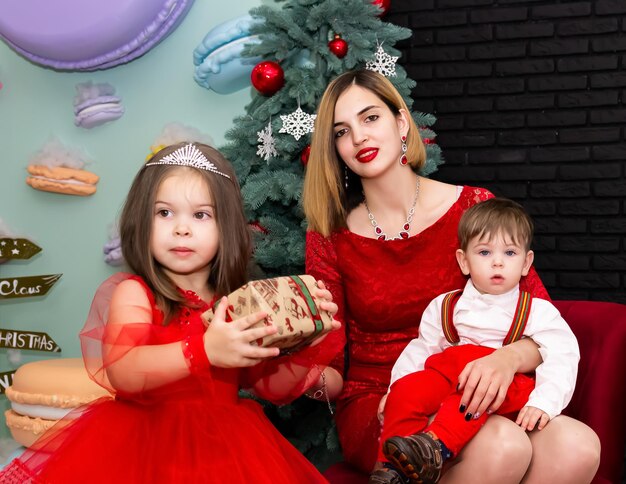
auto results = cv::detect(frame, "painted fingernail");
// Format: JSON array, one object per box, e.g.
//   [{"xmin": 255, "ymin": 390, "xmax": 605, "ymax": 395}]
[
  {"xmin": 487, "ymin": 409, "xmax": 494, "ymax": 415},
  {"xmin": 459, "ymin": 404, "xmax": 466, "ymax": 413},
  {"xmin": 473, "ymin": 412, "xmax": 481, "ymax": 419},
  {"xmin": 465, "ymin": 413, "xmax": 473, "ymax": 421}
]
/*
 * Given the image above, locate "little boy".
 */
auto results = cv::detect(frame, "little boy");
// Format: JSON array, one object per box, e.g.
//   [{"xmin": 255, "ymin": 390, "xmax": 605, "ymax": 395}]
[{"xmin": 370, "ymin": 198, "xmax": 580, "ymax": 484}]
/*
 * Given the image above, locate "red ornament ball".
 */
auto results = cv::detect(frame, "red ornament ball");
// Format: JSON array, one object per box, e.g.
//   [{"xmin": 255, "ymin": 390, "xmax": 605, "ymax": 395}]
[
  {"xmin": 372, "ymin": 0, "xmax": 390, "ymax": 16},
  {"xmin": 251, "ymin": 61, "xmax": 285, "ymax": 96},
  {"xmin": 300, "ymin": 145, "xmax": 311, "ymax": 166},
  {"xmin": 328, "ymin": 35, "xmax": 348, "ymax": 59}
]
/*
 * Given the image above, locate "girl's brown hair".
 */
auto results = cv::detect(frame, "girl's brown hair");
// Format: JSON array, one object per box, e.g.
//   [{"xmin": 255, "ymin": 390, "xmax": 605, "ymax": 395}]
[
  {"xmin": 119, "ymin": 142, "xmax": 251, "ymax": 322},
  {"xmin": 303, "ymin": 69, "xmax": 426, "ymax": 236},
  {"xmin": 458, "ymin": 198, "xmax": 534, "ymax": 252}
]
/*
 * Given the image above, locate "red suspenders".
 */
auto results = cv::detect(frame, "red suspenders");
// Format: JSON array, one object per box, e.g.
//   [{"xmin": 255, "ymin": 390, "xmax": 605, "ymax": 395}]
[{"xmin": 440, "ymin": 289, "xmax": 533, "ymax": 345}]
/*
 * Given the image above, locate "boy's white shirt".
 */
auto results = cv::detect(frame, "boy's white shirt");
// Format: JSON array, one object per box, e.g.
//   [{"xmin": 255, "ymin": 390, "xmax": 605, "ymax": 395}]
[{"xmin": 389, "ymin": 279, "xmax": 580, "ymax": 419}]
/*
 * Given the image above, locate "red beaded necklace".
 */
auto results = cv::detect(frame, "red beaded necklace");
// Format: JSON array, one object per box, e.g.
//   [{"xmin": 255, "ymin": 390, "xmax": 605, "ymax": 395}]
[{"xmin": 364, "ymin": 176, "xmax": 420, "ymax": 241}]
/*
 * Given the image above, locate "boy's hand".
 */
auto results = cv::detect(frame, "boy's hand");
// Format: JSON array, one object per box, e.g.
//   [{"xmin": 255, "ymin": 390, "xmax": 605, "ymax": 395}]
[
  {"xmin": 377, "ymin": 393, "xmax": 388, "ymax": 424},
  {"xmin": 204, "ymin": 297, "xmax": 280, "ymax": 368},
  {"xmin": 516, "ymin": 406, "xmax": 550, "ymax": 431}
]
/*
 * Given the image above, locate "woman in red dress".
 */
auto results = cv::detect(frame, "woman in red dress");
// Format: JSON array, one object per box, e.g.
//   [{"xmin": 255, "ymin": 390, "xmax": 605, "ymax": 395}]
[
  {"xmin": 302, "ymin": 69, "xmax": 600, "ymax": 483},
  {"xmin": 0, "ymin": 142, "xmax": 341, "ymax": 483}
]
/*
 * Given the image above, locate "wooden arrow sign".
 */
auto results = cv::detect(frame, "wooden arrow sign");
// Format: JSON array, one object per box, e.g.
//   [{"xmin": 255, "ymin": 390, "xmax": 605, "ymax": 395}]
[
  {"xmin": 0, "ymin": 328, "xmax": 62, "ymax": 352},
  {"xmin": 0, "ymin": 370, "xmax": 15, "ymax": 394},
  {"xmin": 0, "ymin": 238, "xmax": 42, "ymax": 260},
  {"xmin": 0, "ymin": 274, "xmax": 62, "ymax": 300}
]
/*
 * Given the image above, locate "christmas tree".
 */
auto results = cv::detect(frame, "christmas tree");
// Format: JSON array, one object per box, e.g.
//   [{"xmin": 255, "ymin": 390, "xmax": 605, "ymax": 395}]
[
  {"xmin": 222, "ymin": 0, "xmax": 443, "ymax": 276},
  {"xmin": 221, "ymin": 0, "xmax": 444, "ymax": 469}
]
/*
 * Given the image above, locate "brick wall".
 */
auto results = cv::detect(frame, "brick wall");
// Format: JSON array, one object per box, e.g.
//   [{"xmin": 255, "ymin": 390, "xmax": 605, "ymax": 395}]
[{"xmin": 388, "ymin": 0, "xmax": 626, "ymax": 303}]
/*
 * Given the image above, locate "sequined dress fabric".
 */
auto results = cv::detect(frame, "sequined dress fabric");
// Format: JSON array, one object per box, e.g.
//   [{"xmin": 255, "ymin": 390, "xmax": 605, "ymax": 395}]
[
  {"xmin": 0, "ymin": 275, "xmax": 333, "ymax": 484},
  {"xmin": 305, "ymin": 186, "xmax": 548, "ymax": 472}
]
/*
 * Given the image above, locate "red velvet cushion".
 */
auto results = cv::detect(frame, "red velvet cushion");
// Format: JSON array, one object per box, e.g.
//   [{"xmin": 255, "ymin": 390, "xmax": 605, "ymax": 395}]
[
  {"xmin": 554, "ymin": 300, "xmax": 626, "ymax": 484},
  {"xmin": 324, "ymin": 300, "xmax": 626, "ymax": 484}
]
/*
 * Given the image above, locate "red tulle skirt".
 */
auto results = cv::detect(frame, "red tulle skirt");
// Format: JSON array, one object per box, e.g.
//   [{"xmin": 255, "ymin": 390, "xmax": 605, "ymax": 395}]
[{"xmin": 1, "ymin": 386, "xmax": 327, "ymax": 483}]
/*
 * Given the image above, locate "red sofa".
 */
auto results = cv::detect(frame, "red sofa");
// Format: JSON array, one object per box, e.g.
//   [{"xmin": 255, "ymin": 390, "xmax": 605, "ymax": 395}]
[{"xmin": 323, "ymin": 300, "xmax": 626, "ymax": 484}]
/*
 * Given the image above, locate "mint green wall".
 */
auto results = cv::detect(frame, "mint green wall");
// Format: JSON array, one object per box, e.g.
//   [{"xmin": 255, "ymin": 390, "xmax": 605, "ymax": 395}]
[{"xmin": 0, "ymin": 0, "xmax": 262, "ymax": 432}]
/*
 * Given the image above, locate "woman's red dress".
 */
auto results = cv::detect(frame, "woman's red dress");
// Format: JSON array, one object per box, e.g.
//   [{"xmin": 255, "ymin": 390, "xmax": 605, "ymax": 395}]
[{"xmin": 305, "ymin": 186, "xmax": 548, "ymax": 472}]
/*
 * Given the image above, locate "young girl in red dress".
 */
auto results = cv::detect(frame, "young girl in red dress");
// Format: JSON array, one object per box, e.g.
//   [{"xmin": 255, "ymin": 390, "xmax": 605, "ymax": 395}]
[{"xmin": 0, "ymin": 142, "xmax": 341, "ymax": 483}]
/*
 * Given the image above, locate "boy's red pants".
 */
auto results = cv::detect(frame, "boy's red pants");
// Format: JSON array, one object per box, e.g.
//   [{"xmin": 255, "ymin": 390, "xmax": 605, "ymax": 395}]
[{"xmin": 379, "ymin": 344, "xmax": 535, "ymax": 460}]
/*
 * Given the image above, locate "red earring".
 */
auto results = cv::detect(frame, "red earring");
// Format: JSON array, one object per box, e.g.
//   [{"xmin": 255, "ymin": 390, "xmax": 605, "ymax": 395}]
[{"xmin": 400, "ymin": 135, "xmax": 408, "ymax": 165}]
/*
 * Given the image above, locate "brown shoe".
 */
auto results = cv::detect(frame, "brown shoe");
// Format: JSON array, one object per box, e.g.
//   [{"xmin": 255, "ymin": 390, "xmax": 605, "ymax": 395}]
[
  {"xmin": 369, "ymin": 466, "xmax": 405, "ymax": 484},
  {"xmin": 382, "ymin": 432, "xmax": 443, "ymax": 484}
]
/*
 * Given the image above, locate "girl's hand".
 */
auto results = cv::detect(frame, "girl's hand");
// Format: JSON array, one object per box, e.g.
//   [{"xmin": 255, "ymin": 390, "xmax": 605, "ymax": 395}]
[
  {"xmin": 457, "ymin": 349, "xmax": 517, "ymax": 419},
  {"xmin": 306, "ymin": 279, "xmax": 342, "ymax": 348},
  {"xmin": 516, "ymin": 406, "xmax": 550, "ymax": 431},
  {"xmin": 314, "ymin": 279, "xmax": 338, "ymax": 317},
  {"xmin": 203, "ymin": 297, "xmax": 280, "ymax": 368}
]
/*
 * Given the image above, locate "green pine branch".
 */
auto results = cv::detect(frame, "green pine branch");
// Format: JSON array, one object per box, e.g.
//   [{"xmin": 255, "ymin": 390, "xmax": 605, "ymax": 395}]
[{"xmin": 222, "ymin": 0, "xmax": 445, "ymax": 275}]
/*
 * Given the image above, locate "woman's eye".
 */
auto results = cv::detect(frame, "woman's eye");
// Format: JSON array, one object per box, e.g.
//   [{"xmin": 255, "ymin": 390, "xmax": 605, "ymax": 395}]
[
  {"xmin": 334, "ymin": 128, "xmax": 347, "ymax": 138},
  {"xmin": 365, "ymin": 114, "xmax": 379, "ymax": 122}
]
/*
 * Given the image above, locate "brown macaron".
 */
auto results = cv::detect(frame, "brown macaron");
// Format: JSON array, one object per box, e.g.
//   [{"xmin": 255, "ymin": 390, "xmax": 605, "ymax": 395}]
[
  {"xmin": 26, "ymin": 165, "xmax": 99, "ymax": 196},
  {"xmin": 5, "ymin": 358, "xmax": 111, "ymax": 447}
]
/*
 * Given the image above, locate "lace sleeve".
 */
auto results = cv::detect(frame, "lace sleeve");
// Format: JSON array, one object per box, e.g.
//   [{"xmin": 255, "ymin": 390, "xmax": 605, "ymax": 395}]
[
  {"xmin": 305, "ymin": 230, "xmax": 347, "ymax": 375},
  {"xmin": 80, "ymin": 274, "xmax": 196, "ymax": 398}
]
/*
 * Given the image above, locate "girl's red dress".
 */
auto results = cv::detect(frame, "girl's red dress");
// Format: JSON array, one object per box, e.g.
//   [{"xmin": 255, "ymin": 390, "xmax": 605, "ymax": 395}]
[
  {"xmin": 305, "ymin": 186, "xmax": 549, "ymax": 473},
  {"xmin": 1, "ymin": 274, "xmax": 340, "ymax": 483}
]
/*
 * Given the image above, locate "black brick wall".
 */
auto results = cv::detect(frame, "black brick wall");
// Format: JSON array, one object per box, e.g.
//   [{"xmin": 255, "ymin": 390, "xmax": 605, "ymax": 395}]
[{"xmin": 388, "ymin": 0, "xmax": 626, "ymax": 303}]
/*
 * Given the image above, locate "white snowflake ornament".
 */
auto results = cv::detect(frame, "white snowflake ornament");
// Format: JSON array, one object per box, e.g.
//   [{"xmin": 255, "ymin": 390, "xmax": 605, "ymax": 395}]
[
  {"xmin": 257, "ymin": 122, "xmax": 277, "ymax": 162},
  {"xmin": 279, "ymin": 107, "xmax": 316, "ymax": 141},
  {"xmin": 366, "ymin": 45, "xmax": 399, "ymax": 77}
]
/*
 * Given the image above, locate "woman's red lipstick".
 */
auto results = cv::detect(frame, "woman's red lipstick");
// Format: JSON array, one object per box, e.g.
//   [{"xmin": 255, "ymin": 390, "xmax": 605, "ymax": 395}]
[{"xmin": 356, "ymin": 148, "xmax": 378, "ymax": 163}]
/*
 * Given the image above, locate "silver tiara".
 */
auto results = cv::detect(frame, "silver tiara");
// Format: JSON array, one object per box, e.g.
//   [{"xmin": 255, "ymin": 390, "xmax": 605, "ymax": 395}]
[{"xmin": 146, "ymin": 143, "xmax": 231, "ymax": 179}]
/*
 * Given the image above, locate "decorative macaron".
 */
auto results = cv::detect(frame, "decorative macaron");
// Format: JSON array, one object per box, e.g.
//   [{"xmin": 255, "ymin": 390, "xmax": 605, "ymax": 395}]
[
  {"xmin": 0, "ymin": 0, "xmax": 195, "ymax": 71},
  {"xmin": 103, "ymin": 233, "xmax": 124, "ymax": 266},
  {"xmin": 4, "ymin": 358, "xmax": 112, "ymax": 448},
  {"xmin": 73, "ymin": 81, "xmax": 124, "ymax": 129},
  {"xmin": 26, "ymin": 165, "xmax": 99, "ymax": 196},
  {"xmin": 26, "ymin": 139, "xmax": 99, "ymax": 196},
  {"xmin": 193, "ymin": 14, "xmax": 262, "ymax": 94}
]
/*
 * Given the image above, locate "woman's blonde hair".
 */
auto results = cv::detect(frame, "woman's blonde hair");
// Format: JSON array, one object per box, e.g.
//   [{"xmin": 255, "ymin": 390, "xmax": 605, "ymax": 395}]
[
  {"xmin": 303, "ymin": 69, "xmax": 426, "ymax": 236},
  {"xmin": 120, "ymin": 142, "xmax": 251, "ymax": 323}
]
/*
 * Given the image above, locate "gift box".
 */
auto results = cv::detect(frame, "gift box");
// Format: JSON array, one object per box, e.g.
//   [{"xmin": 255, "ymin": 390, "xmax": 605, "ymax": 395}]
[{"xmin": 202, "ymin": 275, "xmax": 333, "ymax": 354}]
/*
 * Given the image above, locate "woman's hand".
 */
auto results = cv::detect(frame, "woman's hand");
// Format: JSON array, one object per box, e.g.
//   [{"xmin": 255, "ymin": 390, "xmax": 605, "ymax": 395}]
[
  {"xmin": 203, "ymin": 297, "xmax": 280, "ymax": 368},
  {"xmin": 457, "ymin": 348, "xmax": 519, "ymax": 419}
]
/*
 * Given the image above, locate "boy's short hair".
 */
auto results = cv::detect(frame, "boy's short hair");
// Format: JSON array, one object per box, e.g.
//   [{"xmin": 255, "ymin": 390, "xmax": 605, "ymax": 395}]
[{"xmin": 458, "ymin": 198, "xmax": 534, "ymax": 251}]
